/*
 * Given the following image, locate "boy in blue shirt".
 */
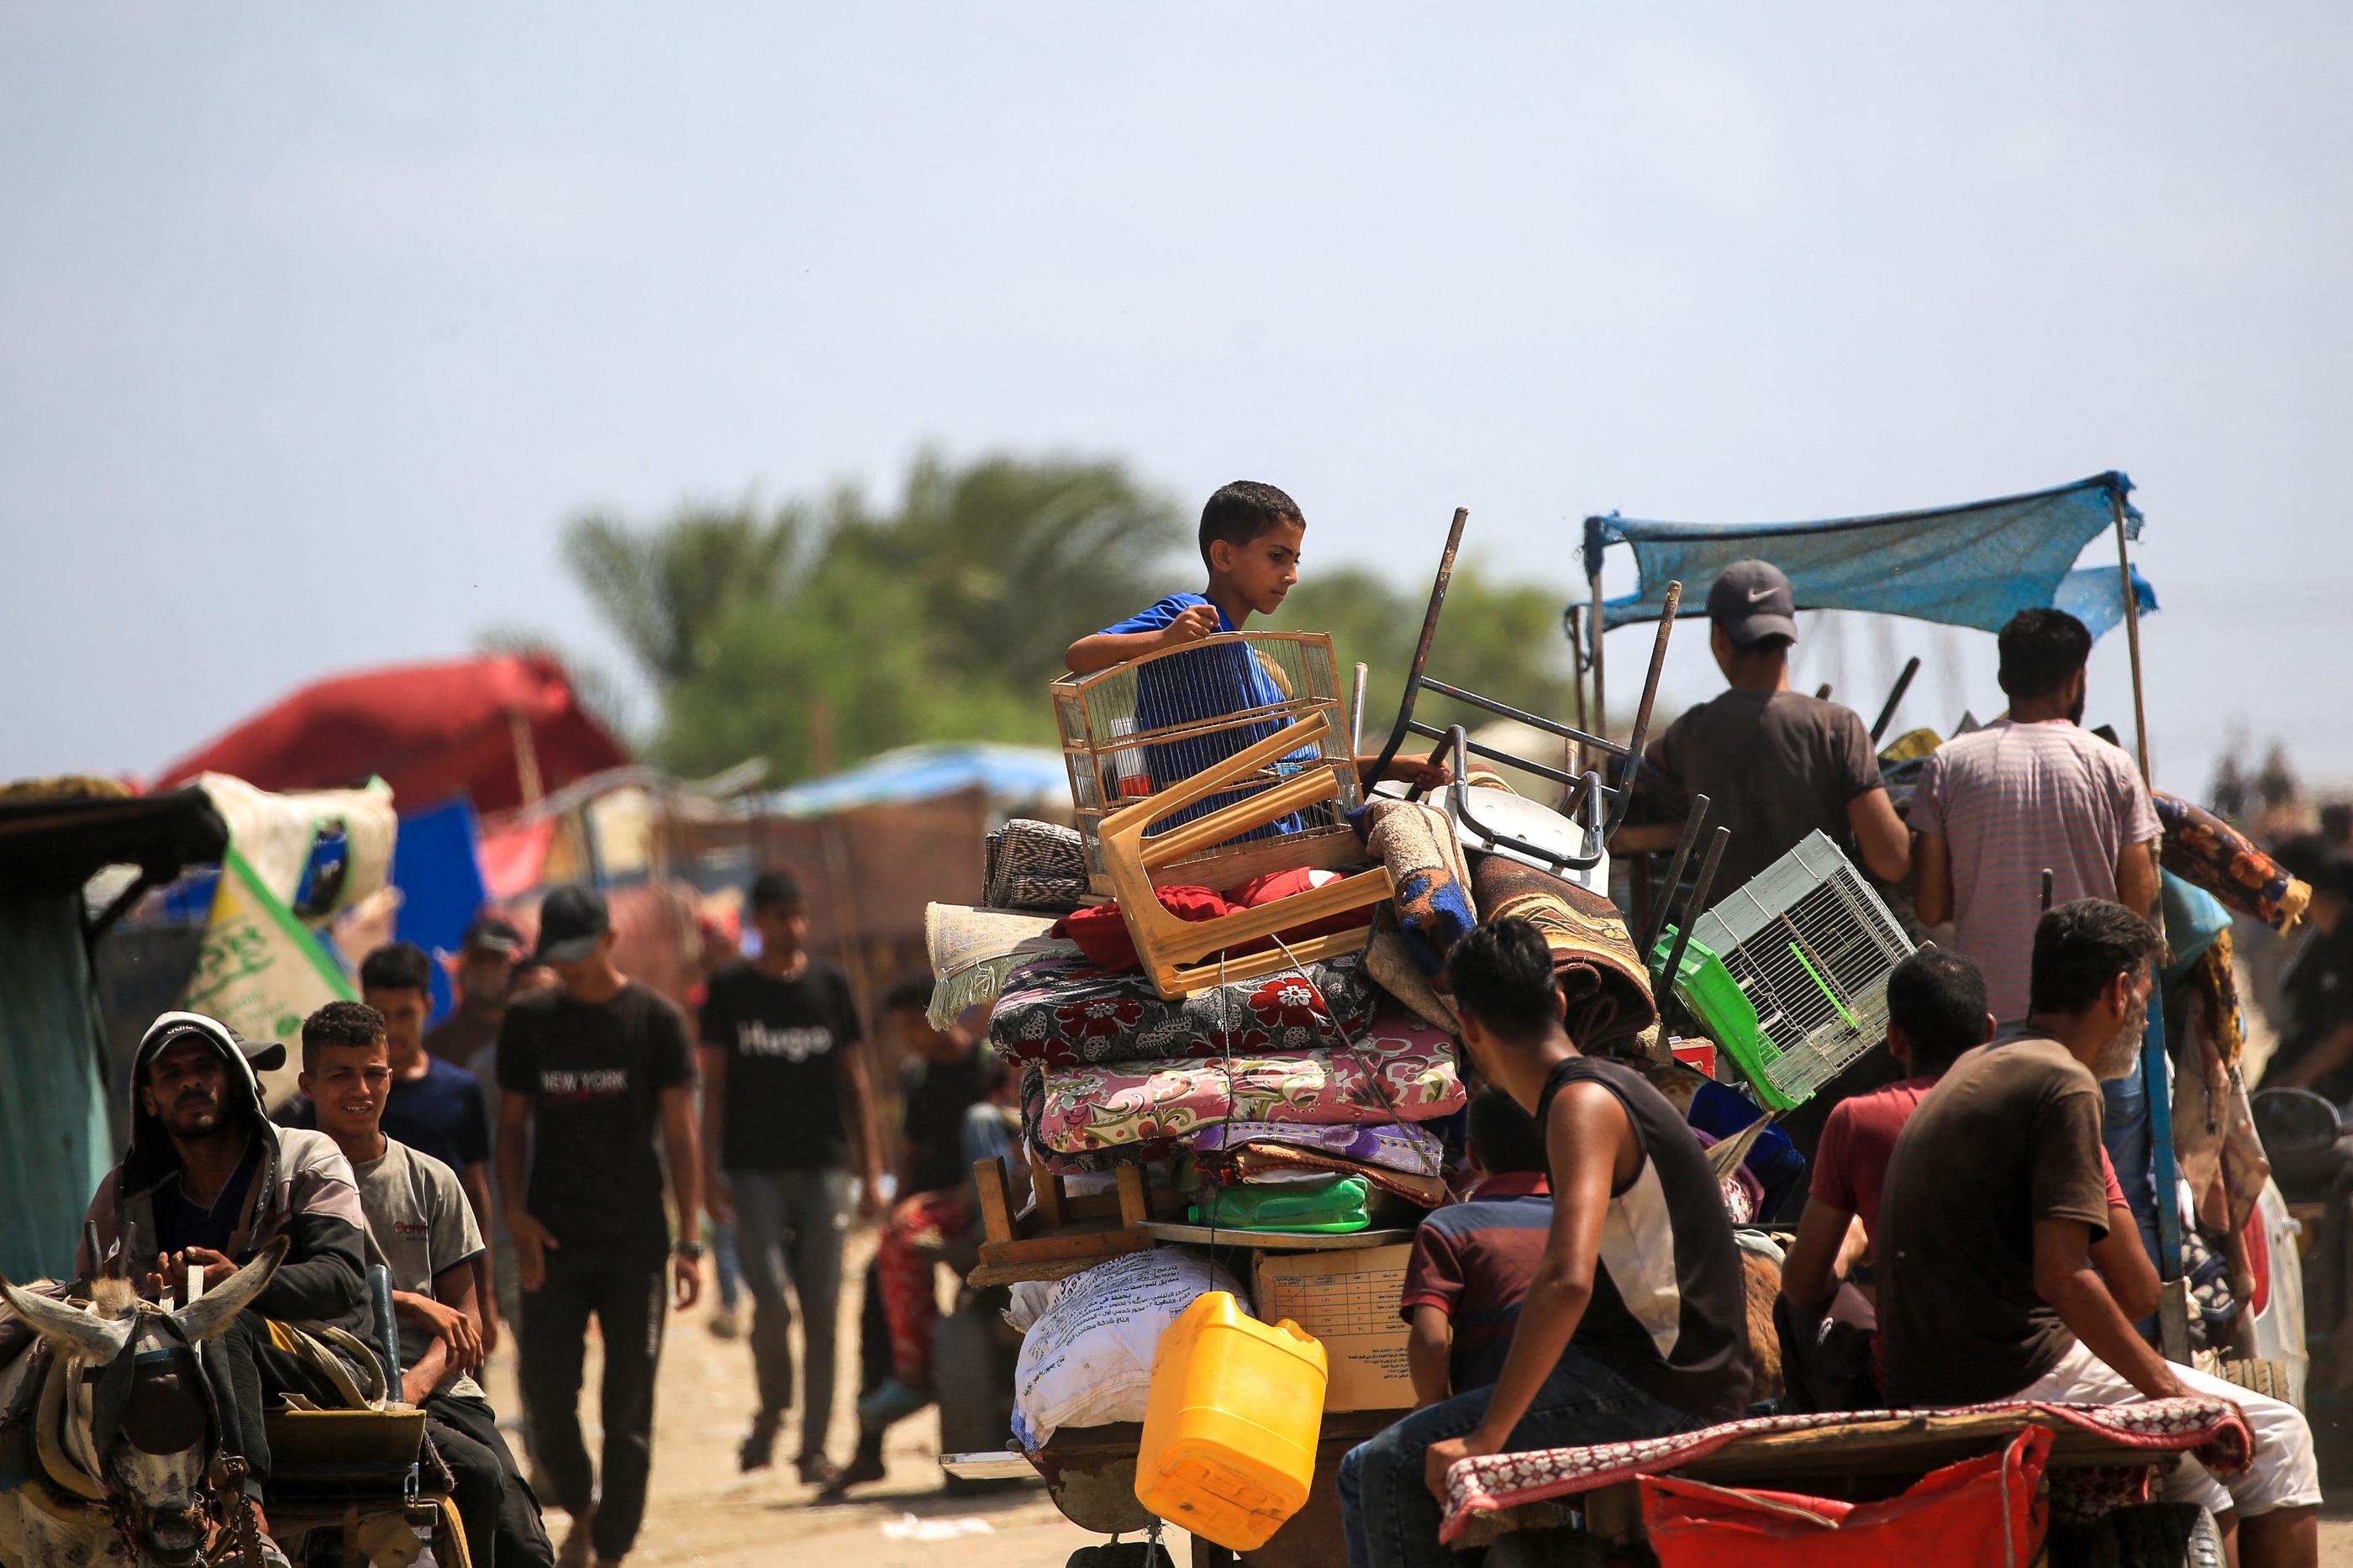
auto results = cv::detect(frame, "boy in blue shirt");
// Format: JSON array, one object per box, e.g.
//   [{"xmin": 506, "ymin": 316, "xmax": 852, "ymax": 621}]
[{"xmin": 1066, "ymin": 480, "xmax": 1447, "ymax": 795}]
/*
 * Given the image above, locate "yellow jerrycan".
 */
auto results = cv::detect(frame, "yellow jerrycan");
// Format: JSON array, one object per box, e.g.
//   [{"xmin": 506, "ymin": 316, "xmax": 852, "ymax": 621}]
[{"xmin": 1134, "ymin": 1290, "xmax": 1329, "ymax": 1551}]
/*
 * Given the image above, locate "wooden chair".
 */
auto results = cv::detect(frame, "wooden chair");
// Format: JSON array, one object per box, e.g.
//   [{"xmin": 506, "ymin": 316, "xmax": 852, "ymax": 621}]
[{"xmin": 1098, "ymin": 712, "xmax": 1394, "ymax": 998}]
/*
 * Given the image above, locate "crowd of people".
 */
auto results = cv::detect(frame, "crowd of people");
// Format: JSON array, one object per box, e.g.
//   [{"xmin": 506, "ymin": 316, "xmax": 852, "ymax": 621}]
[{"xmin": 30, "ymin": 476, "xmax": 2352, "ymax": 1568}]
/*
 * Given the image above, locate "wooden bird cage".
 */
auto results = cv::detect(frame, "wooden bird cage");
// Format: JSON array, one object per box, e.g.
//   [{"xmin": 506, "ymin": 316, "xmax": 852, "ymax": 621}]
[{"xmin": 1051, "ymin": 631, "xmax": 1367, "ymax": 896}]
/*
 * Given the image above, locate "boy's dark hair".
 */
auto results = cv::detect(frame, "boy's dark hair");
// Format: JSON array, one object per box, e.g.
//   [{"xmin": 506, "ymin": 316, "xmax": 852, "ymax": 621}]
[
  {"xmin": 1444, "ymin": 918, "xmax": 1561, "ymax": 1043},
  {"xmin": 2029, "ymin": 899, "xmax": 2164, "ymax": 1017},
  {"xmin": 882, "ymin": 975, "xmax": 934, "ymax": 1015},
  {"xmin": 1198, "ymin": 481, "xmax": 1303, "ymax": 567},
  {"xmin": 302, "ymin": 1000, "xmax": 387, "ymax": 1073},
  {"xmin": 1884, "ymin": 947, "xmax": 1988, "ymax": 1075},
  {"xmin": 1997, "ymin": 608, "xmax": 2094, "ymax": 701},
  {"xmin": 1467, "ymin": 1087, "xmax": 1547, "ymax": 1176},
  {"xmin": 358, "ymin": 941, "xmax": 433, "ymax": 997},
  {"xmin": 750, "ymin": 869, "xmax": 804, "ymax": 911}
]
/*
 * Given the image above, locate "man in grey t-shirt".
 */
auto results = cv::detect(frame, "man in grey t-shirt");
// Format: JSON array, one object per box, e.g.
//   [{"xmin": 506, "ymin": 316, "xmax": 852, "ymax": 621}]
[
  {"xmin": 302, "ymin": 1002, "xmax": 555, "ymax": 1568},
  {"xmin": 1618, "ymin": 560, "xmax": 1911, "ymax": 897}
]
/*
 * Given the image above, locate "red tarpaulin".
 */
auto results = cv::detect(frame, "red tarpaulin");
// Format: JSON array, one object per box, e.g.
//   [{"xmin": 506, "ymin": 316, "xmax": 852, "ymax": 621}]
[{"xmin": 155, "ymin": 653, "xmax": 629, "ymax": 816}]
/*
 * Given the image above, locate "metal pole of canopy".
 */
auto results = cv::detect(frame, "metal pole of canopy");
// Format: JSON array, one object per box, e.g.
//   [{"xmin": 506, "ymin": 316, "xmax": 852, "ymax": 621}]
[
  {"xmin": 2111, "ymin": 487, "xmax": 2153, "ymax": 786},
  {"xmin": 2110, "ymin": 481, "xmax": 2188, "ymax": 1359},
  {"xmin": 1566, "ymin": 606, "xmax": 1588, "ymax": 776},
  {"xmin": 1588, "ymin": 565, "xmax": 1607, "ymax": 747}
]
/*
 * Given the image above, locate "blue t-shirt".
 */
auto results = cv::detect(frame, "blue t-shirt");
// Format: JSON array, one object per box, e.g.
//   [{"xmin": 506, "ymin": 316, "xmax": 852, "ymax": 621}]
[
  {"xmin": 383, "ymin": 1056, "xmax": 492, "ymax": 1175},
  {"xmin": 1097, "ymin": 593, "xmax": 1312, "ymax": 841}
]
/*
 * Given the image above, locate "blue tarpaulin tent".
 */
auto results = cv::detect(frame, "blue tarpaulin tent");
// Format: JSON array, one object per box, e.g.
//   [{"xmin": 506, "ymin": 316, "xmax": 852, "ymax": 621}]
[
  {"xmin": 1581, "ymin": 471, "xmax": 2150, "ymax": 636},
  {"xmin": 754, "ymin": 743, "xmax": 1068, "ymax": 818}
]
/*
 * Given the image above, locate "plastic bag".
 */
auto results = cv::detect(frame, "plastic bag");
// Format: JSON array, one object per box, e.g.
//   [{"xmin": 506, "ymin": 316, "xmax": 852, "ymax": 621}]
[{"xmin": 1011, "ymin": 1248, "xmax": 1245, "ymax": 1449}]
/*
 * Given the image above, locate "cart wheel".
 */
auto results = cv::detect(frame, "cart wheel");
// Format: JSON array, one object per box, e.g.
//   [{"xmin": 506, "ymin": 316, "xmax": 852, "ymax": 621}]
[
  {"xmin": 2214, "ymin": 1357, "xmax": 2297, "ymax": 1408},
  {"xmin": 2047, "ymin": 1502, "xmax": 2224, "ymax": 1568},
  {"xmin": 1064, "ymin": 1545, "xmax": 1176, "ymax": 1568}
]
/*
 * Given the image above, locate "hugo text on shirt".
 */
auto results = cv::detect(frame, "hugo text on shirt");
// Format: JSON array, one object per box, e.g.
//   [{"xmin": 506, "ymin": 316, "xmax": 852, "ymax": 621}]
[{"xmin": 733, "ymin": 1022, "xmax": 835, "ymax": 1061}]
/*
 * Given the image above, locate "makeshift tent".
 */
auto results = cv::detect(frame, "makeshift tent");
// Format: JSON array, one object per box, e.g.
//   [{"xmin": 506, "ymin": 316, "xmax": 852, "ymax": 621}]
[
  {"xmin": 0, "ymin": 785, "xmax": 229, "ymax": 1280},
  {"xmin": 155, "ymin": 652, "xmax": 629, "ymax": 816},
  {"xmin": 1582, "ymin": 471, "xmax": 2146, "ymax": 635},
  {"xmin": 754, "ymin": 742, "xmax": 1069, "ymax": 820},
  {"xmin": 390, "ymin": 797, "xmax": 491, "ymax": 1022}
]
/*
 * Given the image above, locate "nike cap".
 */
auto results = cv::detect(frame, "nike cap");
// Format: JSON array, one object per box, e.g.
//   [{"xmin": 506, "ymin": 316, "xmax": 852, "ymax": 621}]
[{"xmin": 1707, "ymin": 559, "xmax": 1799, "ymax": 646}]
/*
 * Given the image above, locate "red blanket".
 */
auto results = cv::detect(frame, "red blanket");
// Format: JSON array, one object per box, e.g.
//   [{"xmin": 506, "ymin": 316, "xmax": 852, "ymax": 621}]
[{"xmin": 1052, "ymin": 868, "xmax": 1376, "ymax": 972}]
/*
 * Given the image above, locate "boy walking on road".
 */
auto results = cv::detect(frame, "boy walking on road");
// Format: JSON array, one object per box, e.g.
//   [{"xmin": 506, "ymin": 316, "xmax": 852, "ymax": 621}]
[
  {"xmin": 698, "ymin": 870, "xmax": 883, "ymax": 1485},
  {"xmin": 497, "ymin": 886, "xmax": 703, "ymax": 1568}
]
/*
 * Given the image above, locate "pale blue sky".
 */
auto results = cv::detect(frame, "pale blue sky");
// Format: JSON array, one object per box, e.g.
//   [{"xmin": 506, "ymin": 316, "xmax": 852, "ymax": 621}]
[{"xmin": 5, "ymin": 5, "xmax": 2346, "ymax": 796}]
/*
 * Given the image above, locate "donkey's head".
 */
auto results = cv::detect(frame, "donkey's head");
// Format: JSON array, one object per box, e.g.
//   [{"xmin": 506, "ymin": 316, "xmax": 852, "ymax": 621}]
[{"xmin": 0, "ymin": 1239, "xmax": 285, "ymax": 1568}]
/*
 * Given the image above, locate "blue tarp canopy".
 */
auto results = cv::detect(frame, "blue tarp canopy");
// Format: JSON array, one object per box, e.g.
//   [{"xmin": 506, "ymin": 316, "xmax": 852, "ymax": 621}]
[
  {"xmin": 1582, "ymin": 471, "xmax": 2152, "ymax": 638},
  {"xmin": 755, "ymin": 743, "xmax": 1069, "ymax": 818}
]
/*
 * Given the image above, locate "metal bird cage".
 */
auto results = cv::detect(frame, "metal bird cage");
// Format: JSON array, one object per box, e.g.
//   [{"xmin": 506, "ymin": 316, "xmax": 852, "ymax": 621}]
[
  {"xmin": 1679, "ymin": 830, "xmax": 1916, "ymax": 1109},
  {"xmin": 1051, "ymin": 631, "xmax": 1369, "ymax": 895}
]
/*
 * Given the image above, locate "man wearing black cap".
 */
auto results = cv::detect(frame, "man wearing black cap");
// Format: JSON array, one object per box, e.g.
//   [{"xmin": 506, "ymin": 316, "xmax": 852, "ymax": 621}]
[
  {"xmin": 76, "ymin": 1012, "xmax": 379, "ymax": 1567},
  {"xmin": 697, "ymin": 868, "xmax": 883, "ymax": 1484},
  {"xmin": 1618, "ymin": 558, "xmax": 1911, "ymax": 898},
  {"xmin": 426, "ymin": 914, "xmax": 527, "ymax": 1067},
  {"xmin": 495, "ymin": 886, "xmax": 703, "ymax": 1568}
]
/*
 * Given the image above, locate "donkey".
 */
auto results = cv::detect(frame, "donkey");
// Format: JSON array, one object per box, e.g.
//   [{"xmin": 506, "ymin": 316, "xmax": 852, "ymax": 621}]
[{"xmin": 0, "ymin": 1239, "xmax": 286, "ymax": 1568}]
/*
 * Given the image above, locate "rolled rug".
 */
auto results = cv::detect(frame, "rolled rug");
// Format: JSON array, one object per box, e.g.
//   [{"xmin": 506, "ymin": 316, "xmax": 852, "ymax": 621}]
[
  {"xmin": 2154, "ymin": 791, "xmax": 2311, "ymax": 932},
  {"xmin": 1471, "ymin": 855, "xmax": 1658, "ymax": 1058},
  {"xmin": 923, "ymin": 902, "xmax": 1076, "ymax": 1030},
  {"xmin": 1349, "ymin": 796, "xmax": 1477, "ymax": 974}
]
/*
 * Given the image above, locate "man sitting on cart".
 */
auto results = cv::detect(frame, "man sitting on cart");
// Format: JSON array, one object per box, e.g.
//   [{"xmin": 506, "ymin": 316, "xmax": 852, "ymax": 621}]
[
  {"xmin": 1338, "ymin": 917, "xmax": 1750, "ymax": 1568},
  {"xmin": 303, "ymin": 1000, "xmax": 555, "ymax": 1567},
  {"xmin": 1879, "ymin": 900, "xmax": 2321, "ymax": 1567},
  {"xmin": 76, "ymin": 1012, "xmax": 381, "ymax": 1568}
]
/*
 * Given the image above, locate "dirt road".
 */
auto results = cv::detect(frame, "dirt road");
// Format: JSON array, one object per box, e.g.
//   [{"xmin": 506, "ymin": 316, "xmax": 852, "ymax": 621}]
[
  {"xmin": 482, "ymin": 1223, "xmax": 2353, "ymax": 1567},
  {"xmin": 482, "ymin": 1228, "xmax": 1101, "ymax": 1568}
]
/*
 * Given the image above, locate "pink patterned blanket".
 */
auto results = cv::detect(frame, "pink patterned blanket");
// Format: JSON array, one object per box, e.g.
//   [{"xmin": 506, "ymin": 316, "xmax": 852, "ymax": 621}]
[
  {"xmin": 1440, "ymin": 1397, "xmax": 2252, "ymax": 1544},
  {"xmin": 1028, "ymin": 1008, "xmax": 1464, "ymax": 1154}
]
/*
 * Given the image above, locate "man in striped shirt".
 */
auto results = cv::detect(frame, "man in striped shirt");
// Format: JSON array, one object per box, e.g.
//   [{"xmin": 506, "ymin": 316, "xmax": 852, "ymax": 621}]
[
  {"xmin": 1911, "ymin": 608, "xmax": 2161, "ymax": 1024},
  {"xmin": 1910, "ymin": 607, "xmax": 2162, "ymax": 1261}
]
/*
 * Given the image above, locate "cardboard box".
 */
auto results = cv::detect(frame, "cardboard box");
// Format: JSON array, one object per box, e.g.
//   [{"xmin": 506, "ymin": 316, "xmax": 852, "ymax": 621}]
[{"xmin": 1250, "ymin": 1244, "xmax": 1415, "ymax": 1413}]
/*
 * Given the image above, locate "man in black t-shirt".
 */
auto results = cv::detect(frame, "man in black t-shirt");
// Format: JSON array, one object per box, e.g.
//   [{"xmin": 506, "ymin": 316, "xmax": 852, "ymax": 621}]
[
  {"xmin": 1339, "ymin": 918, "xmax": 1748, "ymax": 1568},
  {"xmin": 497, "ymin": 886, "xmax": 703, "ymax": 1568},
  {"xmin": 698, "ymin": 869, "xmax": 883, "ymax": 1485}
]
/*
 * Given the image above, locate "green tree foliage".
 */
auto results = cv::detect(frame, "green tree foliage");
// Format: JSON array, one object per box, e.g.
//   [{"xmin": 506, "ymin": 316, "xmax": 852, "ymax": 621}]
[
  {"xmin": 537, "ymin": 452, "xmax": 1587, "ymax": 784},
  {"xmin": 559, "ymin": 451, "xmax": 1185, "ymax": 780},
  {"xmin": 1266, "ymin": 560, "xmax": 1584, "ymax": 749}
]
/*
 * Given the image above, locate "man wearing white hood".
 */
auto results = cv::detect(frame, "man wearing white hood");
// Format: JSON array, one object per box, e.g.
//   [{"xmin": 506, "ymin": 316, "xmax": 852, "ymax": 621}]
[{"xmin": 75, "ymin": 1012, "xmax": 376, "ymax": 1567}]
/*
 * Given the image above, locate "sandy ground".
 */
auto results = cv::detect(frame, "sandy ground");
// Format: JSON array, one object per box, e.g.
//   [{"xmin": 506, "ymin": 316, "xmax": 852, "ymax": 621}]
[
  {"xmin": 478, "ymin": 1222, "xmax": 2353, "ymax": 1567},
  {"xmin": 480, "ymin": 1226, "xmax": 1105, "ymax": 1568}
]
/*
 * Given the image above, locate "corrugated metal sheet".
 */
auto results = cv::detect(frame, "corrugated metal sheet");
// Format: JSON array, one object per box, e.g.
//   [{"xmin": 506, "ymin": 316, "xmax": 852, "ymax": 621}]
[{"xmin": 0, "ymin": 894, "xmax": 114, "ymax": 1281}]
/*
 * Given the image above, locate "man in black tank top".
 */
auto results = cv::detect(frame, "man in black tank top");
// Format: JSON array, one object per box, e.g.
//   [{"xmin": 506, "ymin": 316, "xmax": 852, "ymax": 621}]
[{"xmin": 1339, "ymin": 918, "xmax": 1750, "ymax": 1568}]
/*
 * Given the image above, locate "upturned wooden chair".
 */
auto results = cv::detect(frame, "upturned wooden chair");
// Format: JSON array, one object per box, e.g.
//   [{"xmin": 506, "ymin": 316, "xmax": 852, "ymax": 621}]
[{"xmin": 1097, "ymin": 712, "xmax": 1394, "ymax": 998}]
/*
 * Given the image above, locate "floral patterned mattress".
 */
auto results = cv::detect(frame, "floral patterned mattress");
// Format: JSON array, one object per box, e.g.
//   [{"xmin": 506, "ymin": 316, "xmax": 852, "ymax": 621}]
[{"xmin": 1024, "ymin": 1008, "xmax": 1465, "ymax": 1153}]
